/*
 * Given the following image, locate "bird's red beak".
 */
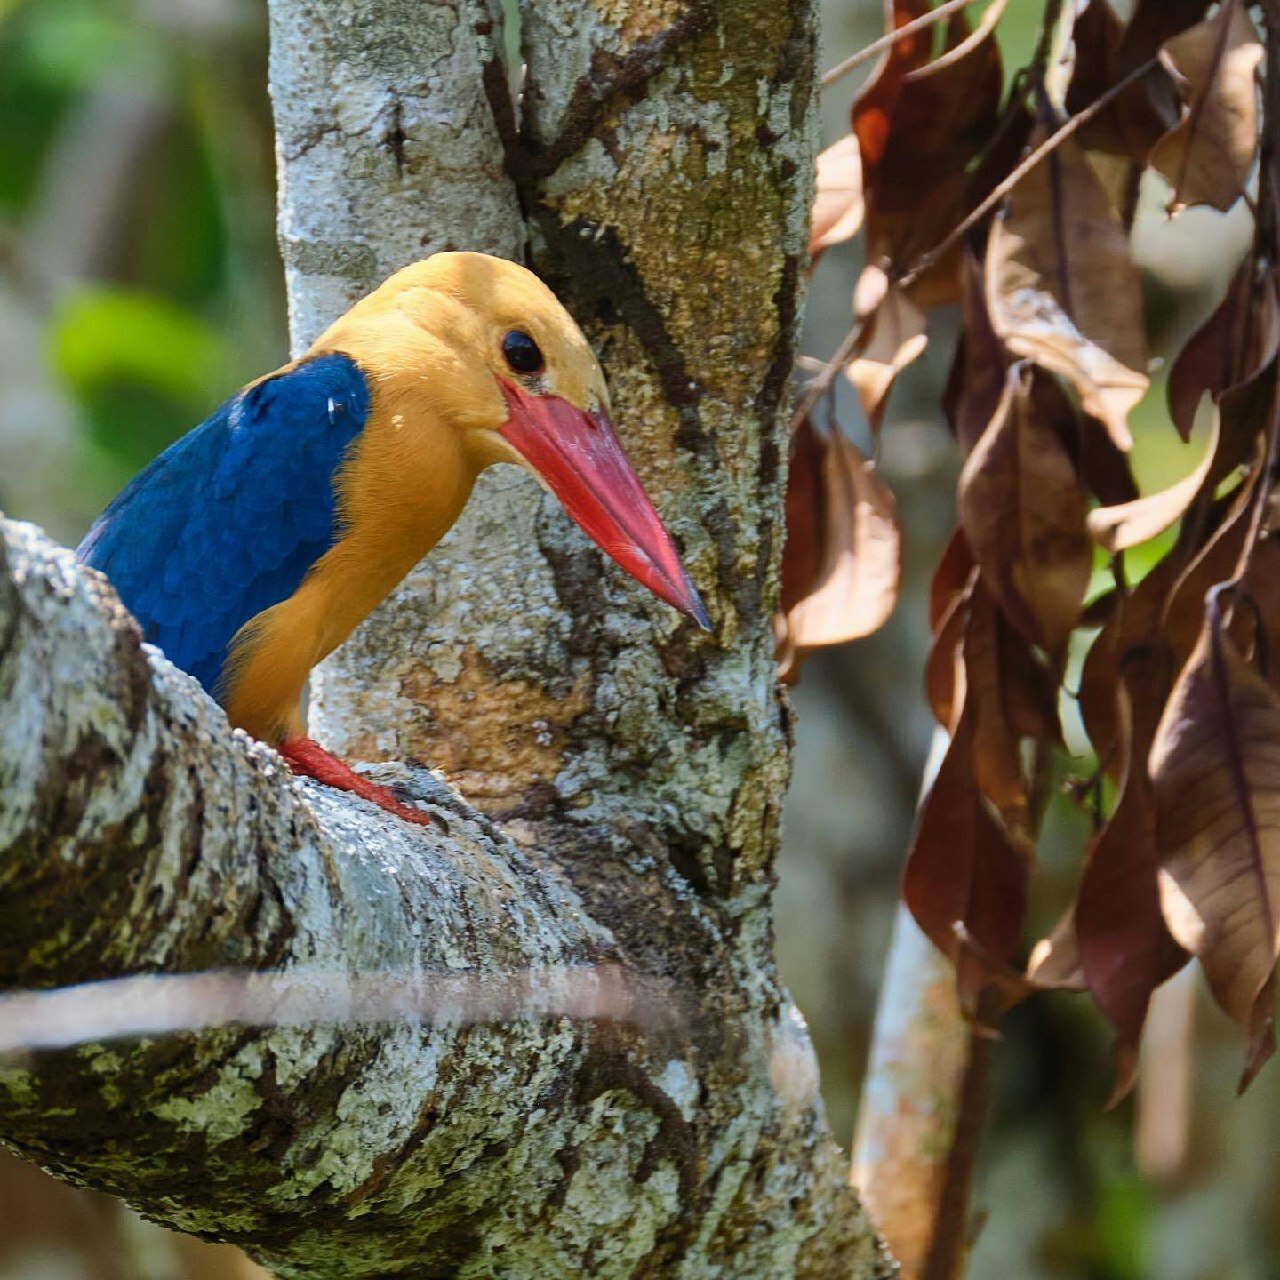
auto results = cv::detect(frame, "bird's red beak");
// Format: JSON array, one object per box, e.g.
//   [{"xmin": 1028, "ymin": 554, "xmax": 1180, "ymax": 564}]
[{"xmin": 497, "ymin": 380, "xmax": 710, "ymax": 628}]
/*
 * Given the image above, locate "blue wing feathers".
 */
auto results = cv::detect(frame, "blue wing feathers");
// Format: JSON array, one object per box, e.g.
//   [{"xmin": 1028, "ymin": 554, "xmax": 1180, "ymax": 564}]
[{"xmin": 78, "ymin": 353, "xmax": 369, "ymax": 698}]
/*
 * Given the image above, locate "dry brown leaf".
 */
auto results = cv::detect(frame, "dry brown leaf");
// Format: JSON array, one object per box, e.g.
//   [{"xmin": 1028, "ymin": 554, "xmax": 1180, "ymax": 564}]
[
  {"xmin": 1120, "ymin": 0, "xmax": 1215, "ymax": 63},
  {"xmin": 1093, "ymin": 354, "xmax": 1273, "ymax": 557},
  {"xmin": 1237, "ymin": 535, "xmax": 1280, "ymax": 695},
  {"xmin": 1079, "ymin": 581, "xmax": 1180, "ymax": 774},
  {"xmin": 1071, "ymin": 410, "xmax": 1142, "ymax": 506},
  {"xmin": 1027, "ymin": 908, "xmax": 1086, "ymax": 991},
  {"xmin": 986, "ymin": 132, "xmax": 1149, "ymax": 450},
  {"xmin": 929, "ymin": 525, "xmax": 976, "ymax": 631},
  {"xmin": 902, "ymin": 707, "xmax": 1029, "ymax": 1008},
  {"xmin": 1158, "ymin": 479, "xmax": 1258, "ymax": 656},
  {"xmin": 1087, "ymin": 415, "xmax": 1220, "ymax": 553},
  {"xmin": 1150, "ymin": 2, "xmax": 1263, "ymax": 213},
  {"xmin": 1151, "ymin": 590, "xmax": 1280, "ymax": 1087},
  {"xmin": 964, "ymin": 585, "xmax": 1063, "ymax": 844},
  {"xmin": 1077, "ymin": 654, "xmax": 1188, "ymax": 1102},
  {"xmin": 997, "ymin": 610, "xmax": 1063, "ymax": 744},
  {"xmin": 1116, "ymin": 0, "xmax": 1216, "ymax": 163},
  {"xmin": 851, "ymin": 0, "xmax": 934, "ymax": 174},
  {"xmin": 946, "ymin": 250, "xmax": 1008, "ymax": 455},
  {"xmin": 926, "ymin": 584, "xmax": 968, "ymax": 732},
  {"xmin": 959, "ymin": 365, "xmax": 1093, "ymax": 649},
  {"xmin": 965, "ymin": 588, "xmax": 1030, "ymax": 839},
  {"xmin": 1168, "ymin": 265, "xmax": 1280, "ymax": 442},
  {"xmin": 1080, "ymin": 484, "xmax": 1255, "ymax": 770},
  {"xmin": 1065, "ymin": 0, "xmax": 1128, "ymax": 151},
  {"xmin": 810, "ymin": 134, "xmax": 864, "ymax": 260},
  {"xmin": 853, "ymin": 1, "xmax": 1003, "ymax": 307},
  {"xmin": 846, "ymin": 284, "xmax": 929, "ymax": 428},
  {"xmin": 1066, "ymin": 0, "xmax": 1195, "ymax": 166},
  {"xmin": 776, "ymin": 419, "xmax": 902, "ymax": 679}
]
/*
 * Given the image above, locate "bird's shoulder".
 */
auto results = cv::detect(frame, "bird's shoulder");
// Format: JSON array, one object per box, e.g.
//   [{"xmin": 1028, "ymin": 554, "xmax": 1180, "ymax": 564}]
[{"xmin": 77, "ymin": 352, "xmax": 371, "ymax": 693}]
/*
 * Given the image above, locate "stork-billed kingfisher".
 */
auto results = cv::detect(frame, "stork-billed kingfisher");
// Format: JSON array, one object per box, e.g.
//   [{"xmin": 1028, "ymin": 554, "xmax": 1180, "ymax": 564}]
[{"xmin": 79, "ymin": 253, "xmax": 708, "ymax": 825}]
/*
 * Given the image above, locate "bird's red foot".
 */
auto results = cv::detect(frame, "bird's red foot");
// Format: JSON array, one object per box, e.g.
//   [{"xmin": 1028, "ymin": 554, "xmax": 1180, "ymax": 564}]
[{"xmin": 277, "ymin": 736, "xmax": 437, "ymax": 827}]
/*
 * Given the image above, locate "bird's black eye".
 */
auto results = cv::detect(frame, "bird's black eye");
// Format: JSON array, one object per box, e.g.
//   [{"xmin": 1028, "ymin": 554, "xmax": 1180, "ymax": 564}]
[{"xmin": 502, "ymin": 330, "xmax": 544, "ymax": 376}]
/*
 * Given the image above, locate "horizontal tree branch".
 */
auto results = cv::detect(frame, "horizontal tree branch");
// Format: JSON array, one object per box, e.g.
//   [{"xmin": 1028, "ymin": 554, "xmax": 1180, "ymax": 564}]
[{"xmin": 0, "ymin": 516, "xmax": 890, "ymax": 1278}]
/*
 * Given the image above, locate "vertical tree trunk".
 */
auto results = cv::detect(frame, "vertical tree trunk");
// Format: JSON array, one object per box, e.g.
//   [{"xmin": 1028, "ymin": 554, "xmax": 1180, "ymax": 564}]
[
  {"xmin": 272, "ymin": 0, "xmax": 886, "ymax": 1275},
  {"xmin": 0, "ymin": 3, "xmax": 892, "ymax": 1276}
]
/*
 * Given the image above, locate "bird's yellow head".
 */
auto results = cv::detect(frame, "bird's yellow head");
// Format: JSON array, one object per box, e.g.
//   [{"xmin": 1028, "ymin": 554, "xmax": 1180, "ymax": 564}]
[{"xmin": 311, "ymin": 252, "xmax": 708, "ymax": 627}]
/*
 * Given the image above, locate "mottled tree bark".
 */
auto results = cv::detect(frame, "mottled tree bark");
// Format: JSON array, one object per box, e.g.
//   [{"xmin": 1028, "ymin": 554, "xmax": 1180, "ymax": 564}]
[{"xmin": 0, "ymin": 1, "xmax": 890, "ymax": 1276}]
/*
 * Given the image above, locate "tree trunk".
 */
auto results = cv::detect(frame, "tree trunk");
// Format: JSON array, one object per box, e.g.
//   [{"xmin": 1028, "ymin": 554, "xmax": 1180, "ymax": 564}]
[{"xmin": 0, "ymin": 1, "xmax": 890, "ymax": 1276}]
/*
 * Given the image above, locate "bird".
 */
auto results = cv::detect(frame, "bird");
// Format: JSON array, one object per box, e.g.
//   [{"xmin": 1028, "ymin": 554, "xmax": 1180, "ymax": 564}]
[{"xmin": 78, "ymin": 252, "xmax": 708, "ymax": 826}]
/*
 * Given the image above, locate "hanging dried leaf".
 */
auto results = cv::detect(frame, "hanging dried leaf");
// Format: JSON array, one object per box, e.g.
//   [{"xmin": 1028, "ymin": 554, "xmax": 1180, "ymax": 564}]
[
  {"xmin": 776, "ymin": 418, "xmax": 902, "ymax": 680},
  {"xmin": 810, "ymin": 134, "xmax": 865, "ymax": 260},
  {"xmin": 987, "ymin": 132, "xmax": 1149, "ymax": 449},
  {"xmin": 946, "ymin": 250, "xmax": 1009, "ymax": 455},
  {"xmin": 1087, "ymin": 415, "xmax": 1221, "ymax": 553},
  {"xmin": 846, "ymin": 285, "xmax": 929, "ymax": 428},
  {"xmin": 964, "ymin": 588, "xmax": 1031, "ymax": 839},
  {"xmin": 1027, "ymin": 908, "xmax": 1086, "ymax": 991},
  {"xmin": 851, "ymin": 0, "xmax": 935, "ymax": 173},
  {"xmin": 1077, "ymin": 654, "xmax": 1189, "ymax": 1102},
  {"xmin": 1074, "ymin": 412, "xmax": 1143, "ymax": 507},
  {"xmin": 1119, "ymin": 0, "xmax": 1215, "ymax": 61},
  {"xmin": 1237, "ymin": 536, "xmax": 1280, "ymax": 695},
  {"xmin": 1151, "ymin": 590, "xmax": 1280, "ymax": 1087},
  {"xmin": 1080, "ymin": 484, "xmax": 1255, "ymax": 770},
  {"xmin": 902, "ymin": 708, "xmax": 1029, "ymax": 1007},
  {"xmin": 1065, "ymin": 0, "xmax": 1130, "ymax": 156},
  {"xmin": 959, "ymin": 365, "xmax": 1093, "ymax": 650},
  {"xmin": 1079, "ymin": 584, "xmax": 1179, "ymax": 774},
  {"xmin": 929, "ymin": 526, "xmax": 976, "ymax": 631},
  {"xmin": 853, "ymin": 2, "xmax": 1003, "ymax": 306},
  {"xmin": 1066, "ymin": 0, "xmax": 1187, "ymax": 164},
  {"xmin": 926, "ymin": 591, "xmax": 967, "ymax": 732},
  {"xmin": 1168, "ymin": 265, "xmax": 1280, "ymax": 442},
  {"xmin": 1117, "ymin": 0, "xmax": 1216, "ymax": 162},
  {"xmin": 965, "ymin": 586, "xmax": 1062, "ymax": 845},
  {"xmin": 1150, "ymin": 2, "xmax": 1263, "ymax": 213},
  {"xmin": 1094, "ymin": 355, "xmax": 1276, "ymax": 562}
]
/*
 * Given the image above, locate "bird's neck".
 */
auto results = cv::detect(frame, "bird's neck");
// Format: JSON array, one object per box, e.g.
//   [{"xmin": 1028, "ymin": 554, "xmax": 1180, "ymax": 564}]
[
  {"xmin": 320, "ymin": 384, "xmax": 479, "ymax": 651},
  {"xmin": 220, "ymin": 369, "xmax": 480, "ymax": 745}
]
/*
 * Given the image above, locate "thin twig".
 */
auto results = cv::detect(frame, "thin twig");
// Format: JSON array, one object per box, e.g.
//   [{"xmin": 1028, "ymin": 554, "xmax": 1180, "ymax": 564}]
[
  {"xmin": 905, "ymin": 0, "xmax": 1010, "ymax": 82},
  {"xmin": 794, "ymin": 53, "xmax": 1160, "ymax": 430},
  {"xmin": 1234, "ymin": 9, "xmax": 1280, "ymax": 584},
  {"xmin": 897, "ymin": 54, "xmax": 1157, "ymax": 291},
  {"xmin": 820, "ymin": 0, "xmax": 985, "ymax": 86},
  {"xmin": 793, "ymin": 321, "xmax": 867, "ymax": 428},
  {"xmin": 921, "ymin": 1014, "xmax": 996, "ymax": 1280}
]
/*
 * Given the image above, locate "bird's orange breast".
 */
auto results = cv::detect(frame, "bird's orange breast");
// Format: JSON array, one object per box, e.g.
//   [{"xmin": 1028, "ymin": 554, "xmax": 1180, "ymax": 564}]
[{"xmin": 220, "ymin": 369, "xmax": 479, "ymax": 743}]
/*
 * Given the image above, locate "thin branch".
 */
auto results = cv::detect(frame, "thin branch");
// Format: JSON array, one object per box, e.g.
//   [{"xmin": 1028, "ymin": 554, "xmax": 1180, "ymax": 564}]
[
  {"xmin": 898, "ymin": 54, "xmax": 1158, "ymax": 290},
  {"xmin": 905, "ymin": 0, "xmax": 1010, "ymax": 82},
  {"xmin": 793, "ymin": 320, "xmax": 869, "ymax": 430},
  {"xmin": 0, "ymin": 967, "xmax": 683, "ymax": 1056},
  {"xmin": 0, "ymin": 511, "xmax": 881, "ymax": 1279},
  {"xmin": 821, "ymin": 0, "xmax": 985, "ymax": 87},
  {"xmin": 920, "ymin": 1019, "xmax": 995, "ymax": 1280},
  {"xmin": 795, "ymin": 54, "xmax": 1160, "ymax": 430}
]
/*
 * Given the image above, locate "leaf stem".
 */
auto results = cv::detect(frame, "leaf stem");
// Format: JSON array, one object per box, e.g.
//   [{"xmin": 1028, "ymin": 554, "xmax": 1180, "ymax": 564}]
[{"xmin": 820, "ymin": 0, "xmax": 984, "ymax": 87}]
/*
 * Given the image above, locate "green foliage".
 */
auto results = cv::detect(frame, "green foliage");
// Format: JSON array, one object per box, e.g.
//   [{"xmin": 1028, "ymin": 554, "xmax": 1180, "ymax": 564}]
[
  {"xmin": 50, "ymin": 284, "xmax": 228, "ymax": 465},
  {"xmin": 0, "ymin": 0, "xmax": 279, "ymax": 512}
]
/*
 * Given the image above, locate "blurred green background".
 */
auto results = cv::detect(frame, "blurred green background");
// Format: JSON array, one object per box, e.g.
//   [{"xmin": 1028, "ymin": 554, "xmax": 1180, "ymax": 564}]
[
  {"xmin": 0, "ymin": 1, "xmax": 1277, "ymax": 1278},
  {"xmin": 0, "ymin": 0, "xmax": 281, "ymax": 549}
]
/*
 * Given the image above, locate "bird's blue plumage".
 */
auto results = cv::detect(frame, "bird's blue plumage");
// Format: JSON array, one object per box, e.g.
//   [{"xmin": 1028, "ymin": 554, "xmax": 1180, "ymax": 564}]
[{"xmin": 78, "ymin": 353, "xmax": 369, "ymax": 697}]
